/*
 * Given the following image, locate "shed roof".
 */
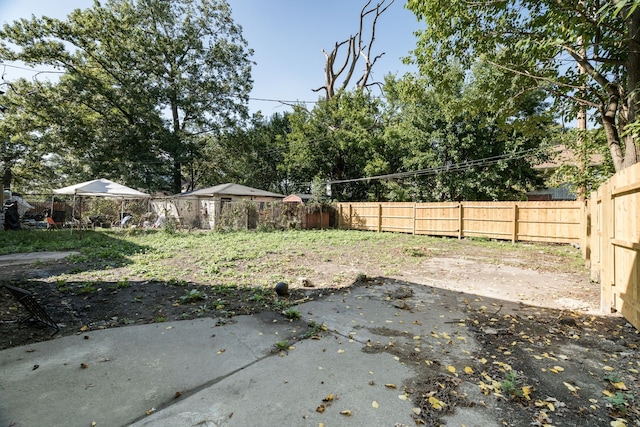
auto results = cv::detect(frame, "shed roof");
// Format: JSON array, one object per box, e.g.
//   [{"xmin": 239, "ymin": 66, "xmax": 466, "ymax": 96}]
[{"xmin": 177, "ymin": 183, "xmax": 284, "ymax": 198}]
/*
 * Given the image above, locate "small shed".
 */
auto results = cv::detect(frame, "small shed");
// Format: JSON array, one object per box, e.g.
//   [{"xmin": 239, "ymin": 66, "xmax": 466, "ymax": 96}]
[{"xmin": 156, "ymin": 183, "xmax": 284, "ymax": 229}]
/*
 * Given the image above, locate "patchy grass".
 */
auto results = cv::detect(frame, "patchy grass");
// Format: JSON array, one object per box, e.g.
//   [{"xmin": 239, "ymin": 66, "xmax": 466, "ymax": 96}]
[{"xmin": 0, "ymin": 228, "xmax": 587, "ymax": 289}]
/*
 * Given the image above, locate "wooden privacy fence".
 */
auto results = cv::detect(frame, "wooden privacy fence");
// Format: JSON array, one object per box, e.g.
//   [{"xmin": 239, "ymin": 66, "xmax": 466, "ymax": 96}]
[
  {"xmin": 336, "ymin": 201, "xmax": 585, "ymax": 245},
  {"xmin": 588, "ymin": 162, "xmax": 640, "ymax": 329}
]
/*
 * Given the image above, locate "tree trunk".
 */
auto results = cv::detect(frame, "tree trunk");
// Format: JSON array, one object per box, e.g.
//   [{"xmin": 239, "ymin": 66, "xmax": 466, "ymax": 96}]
[
  {"xmin": 621, "ymin": 5, "xmax": 640, "ymax": 169},
  {"xmin": 170, "ymin": 81, "xmax": 182, "ymax": 194},
  {"xmin": 2, "ymin": 165, "xmax": 11, "ymax": 190}
]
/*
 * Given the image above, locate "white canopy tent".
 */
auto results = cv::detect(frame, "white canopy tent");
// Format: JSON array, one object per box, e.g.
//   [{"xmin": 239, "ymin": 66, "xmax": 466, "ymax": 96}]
[
  {"xmin": 54, "ymin": 178, "xmax": 150, "ymax": 198},
  {"xmin": 53, "ymin": 178, "xmax": 150, "ymax": 229}
]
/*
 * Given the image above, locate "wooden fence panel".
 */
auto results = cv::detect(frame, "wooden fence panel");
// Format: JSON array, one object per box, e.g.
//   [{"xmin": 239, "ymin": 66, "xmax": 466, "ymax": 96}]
[
  {"xmin": 516, "ymin": 202, "xmax": 584, "ymax": 243},
  {"xmin": 586, "ymin": 162, "xmax": 640, "ymax": 329},
  {"xmin": 460, "ymin": 202, "xmax": 515, "ymax": 240},
  {"xmin": 608, "ymin": 164, "xmax": 640, "ymax": 328},
  {"xmin": 380, "ymin": 203, "xmax": 415, "ymax": 233},
  {"xmin": 415, "ymin": 203, "xmax": 460, "ymax": 237}
]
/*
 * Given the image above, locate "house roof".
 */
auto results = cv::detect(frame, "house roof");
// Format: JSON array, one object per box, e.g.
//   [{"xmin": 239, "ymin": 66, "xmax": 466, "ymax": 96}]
[
  {"xmin": 177, "ymin": 183, "xmax": 284, "ymax": 198},
  {"xmin": 534, "ymin": 144, "xmax": 605, "ymax": 171}
]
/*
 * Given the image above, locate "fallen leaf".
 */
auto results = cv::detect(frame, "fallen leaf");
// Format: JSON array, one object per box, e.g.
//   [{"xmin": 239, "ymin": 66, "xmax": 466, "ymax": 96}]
[
  {"xmin": 398, "ymin": 394, "xmax": 408, "ymax": 401},
  {"xmin": 174, "ymin": 391, "xmax": 182, "ymax": 399},
  {"xmin": 428, "ymin": 396, "xmax": 446, "ymax": 410},
  {"xmin": 563, "ymin": 382, "xmax": 579, "ymax": 393},
  {"xmin": 464, "ymin": 366, "xmax": 474, "ymax": 374},
  {"xmin": 80, "ymin": 325, "xmax": 88, "ymax": 332},
  {"xmin": 339, "ymin": 410, "xmax": 352, "ymax": 416},
  {"xmin": 522, "ymin": 386, "xmax": 533, "ymax": 400},
  {"xmin": 413, "ymin": 407, "xmax": 421, "ymax": 415},
  {"xmin": 447, "ymin": 365, "xmax": 456, "ymax": 374},
  {"xmin": 337, "ymin": 349, "xmax": 345, "ymax": 354},
  {"xmin": 372, "ymin": 401, "xmax": 379, "ymax": 409},
  {"xmin": 91, "ymin": 422, "xmax": 97, "ymax": 427},
  {"xmin": 612, "ymin": 381, "xmax": 628, "ymax": 390},
  {"xmin": 32, "ymin": 364, "xmax": 39, "ymax": 371},
  {"xmin": 316, "ymin": 404, "xmax": 325, "ymax": 413},
  {"xmin": 385, "ymin": 383, "xmax": 397, "ymax": 389},
  {"xmin": 603, "ymin": 366, "xmax": 615, "ymax": 371},
  {"xmin": 217, "ymin": 349, "xmax": 225, "ymax": 354},
  {"xmin": 80, "ymin": 363, "xmax": 89, "ymax": 369},
  {"xmin": 611, "ymin": 419, "xmax": 627, "ymax": 427},
  {"xmin": 322, "ymin": 394, "xmax": 335, "ymax": 402}
]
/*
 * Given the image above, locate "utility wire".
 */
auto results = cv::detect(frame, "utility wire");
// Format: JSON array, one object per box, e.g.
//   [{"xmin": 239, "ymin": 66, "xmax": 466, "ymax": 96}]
[{"xmin": 326, "ymin": 147, "xmax": 544, "ymax": 185}]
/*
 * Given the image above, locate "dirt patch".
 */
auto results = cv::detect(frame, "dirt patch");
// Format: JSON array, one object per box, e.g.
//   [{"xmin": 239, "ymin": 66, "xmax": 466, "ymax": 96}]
[{"xmin": 0, "ymin": 261, "xmax": 322, "ymax": 350}]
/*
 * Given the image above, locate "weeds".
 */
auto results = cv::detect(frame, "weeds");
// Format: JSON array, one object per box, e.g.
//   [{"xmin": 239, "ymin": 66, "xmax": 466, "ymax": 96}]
[
  {"xmin": 283, "ymin": 308, "xmax": 301, "ymax": 320},
  {"xmin": 77, "ymin": 282, "xmax": 97, "ymax": 295},
  {"xmin": 500, "ymin": 370, "xmax": 523, "ymax": 399},
  {"xmin": 179, "ymin": 289, "xmax": 207, "ymax": 303},
  {"xmin": 301, "ymin": 321, "xmax": 326, "ymax": 339},
  {"xmin": 275, "ymin": 340, "xmax": 290, "ymax": 351},
  {"xmin": 605, "ymin": 392, "xmax": 634, "ymax": 415}
]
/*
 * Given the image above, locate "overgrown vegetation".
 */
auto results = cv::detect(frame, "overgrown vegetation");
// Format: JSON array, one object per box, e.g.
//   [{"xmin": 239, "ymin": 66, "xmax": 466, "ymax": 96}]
[{"xmin": 0, "ymin": 228, "xmax": 586, "ymax": 287}]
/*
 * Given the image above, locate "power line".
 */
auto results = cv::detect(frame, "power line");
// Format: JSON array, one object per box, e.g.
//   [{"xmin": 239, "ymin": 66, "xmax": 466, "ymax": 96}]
[
  {"xmin": 326, "ymin": 147, "xmax": 544, "ymax": 185},
  {"xmin": 249, "ymin": 97, "xmax": 318, "ymax": 105}
]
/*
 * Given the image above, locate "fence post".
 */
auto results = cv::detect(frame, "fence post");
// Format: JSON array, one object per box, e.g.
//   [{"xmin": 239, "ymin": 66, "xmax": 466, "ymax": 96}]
[
  {"xmin": 413, "ymin": 203, "xmax": 417, "ymax": 235},
  {"xmin": 600, "ymin": 181, "xmax": 614, "ymax": 313},
  {"xmin": 512, "ymin": 203, "xmax": 519, "ymax": 243},
  {"xmin": 458, "ymin": 203, "xmax": 463, "ymax": 239},
  {"xmin": 583, "ymin": 199, "xmax": 590, "ymax": 264},
  {"xmin": 377, "ymin": 203, "xmax": 382, "ymax": 232},
  {"xmin": 349, "ymin": 204, "xmax": 353, "ymax": 229}
]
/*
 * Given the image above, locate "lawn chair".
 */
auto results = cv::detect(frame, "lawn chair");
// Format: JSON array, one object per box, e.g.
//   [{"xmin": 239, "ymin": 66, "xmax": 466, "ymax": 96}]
[{"xmin": 46, "ymin": 216, "xmax": 62, "ymax": 229}]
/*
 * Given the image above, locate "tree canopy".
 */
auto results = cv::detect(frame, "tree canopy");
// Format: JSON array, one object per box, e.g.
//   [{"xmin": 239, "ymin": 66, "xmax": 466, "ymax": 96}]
[
  {"xmin": 407, "ymin": 0, "xmax": 640, "ymax": 172},
  {"xmin": 0, "ymin": 0, "xmax": 253, "ymax": 194},
  {"xmin": 379, "ymin": 64, "xmax": 554, "ymax": 201}
]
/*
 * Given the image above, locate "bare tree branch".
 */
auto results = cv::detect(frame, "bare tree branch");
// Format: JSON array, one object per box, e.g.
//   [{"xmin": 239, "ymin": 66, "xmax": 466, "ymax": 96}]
[{"xmin": 314, "ymin": 0, "xmax": 394, "ymax": 100}]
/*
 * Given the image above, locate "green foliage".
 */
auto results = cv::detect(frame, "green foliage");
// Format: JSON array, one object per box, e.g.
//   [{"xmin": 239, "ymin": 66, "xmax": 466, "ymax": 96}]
[
  {"xmin": 283, "ymin": 308, "xmax": 301, "ymax": 320},
  {"xmin": 76, "ymin": 282, "xmax": 97, "ymax": 295},
  {"xmin": 605, "ymin": 392, "xmax": 634, "ymax": 414},
  {"xmin": 549, "ymin": 128, "xmax": 615, "ymax": 199},
  {"xmin": 274, "ymin": 340, "xmax": 290, "ymax": 351},
  {"xmin": 285, "ymin": 90, "xmax": 387, "ymax": 200},
  {"xmin": 179, "ymin": 289, "xmax": 207, "ymax": 303},
  {"xmin": 500, "ymin": 370, "xmax": 523, "ymax": 399},
  {"xmin": 406, "ymin": 0, "xmax": 640, "ymax": 172},
  {"xmin": 381, "ymin": 65, "xmax": 554, "ymax": 201},
  {"xmin": 301, "ymin": 321, "xmax": 326, "ymax": 339},
  {"xmin": 0, "ymin": 0, "xmax": 253, "ymax": 193}
]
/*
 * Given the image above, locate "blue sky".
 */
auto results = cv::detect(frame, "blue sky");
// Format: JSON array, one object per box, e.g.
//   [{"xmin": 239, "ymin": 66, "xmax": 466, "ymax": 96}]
[{"xmin": 0, "ymin": 0, "xmax": 422, "ymax": 115}]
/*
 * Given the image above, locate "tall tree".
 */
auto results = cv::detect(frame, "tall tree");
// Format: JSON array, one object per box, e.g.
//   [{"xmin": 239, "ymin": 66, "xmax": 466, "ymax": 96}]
[
  {"xmin": 285, "ymin": 90, "xmax": 386, "ymax": 201},
  {"xmin": 214, "ymin": 112, "xmax": 292, "ymax": 194},
  {"xmin": 381, "ymin": 64, "xmax": 554, "ymax": 201},
  {"xmin": 0, "ymin": 79, "xmax": 70, "ymax": 192},
  {"xmin": 0, "ymin": 0, "xmax": 253, "ymax": 193},
  {"xmin": 407, "ymin": 0, "xmax": 640, "ymax": 172}
]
